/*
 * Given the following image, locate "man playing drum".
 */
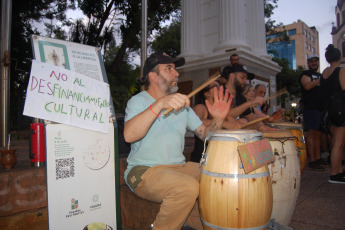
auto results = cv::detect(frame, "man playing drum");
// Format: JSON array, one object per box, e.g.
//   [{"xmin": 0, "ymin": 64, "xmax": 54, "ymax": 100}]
[
  {"xmin": 222, "ymin": 64, "xmax": 276, "ymax": 131},
  {"xmin": 123, "ymin": 52, "xmax": 232, "ymax": 230}
]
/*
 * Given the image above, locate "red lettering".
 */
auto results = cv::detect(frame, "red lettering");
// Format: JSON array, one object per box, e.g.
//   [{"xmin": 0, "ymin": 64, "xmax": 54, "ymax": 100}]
[
  {"xmin": 50, "ymin": 71, "xmax": 60, "ymax": 80},
  {"xmin": 47, "ymin": 82, "xmax": 52, "ymax": 95},
  {"xmin": 61, "ymin": 74, "xmax": 68, "ymax": 81},
  {"xmin": 30, "ymin": 76, "xmax": 38, "ymax": 91},
  {"xmin": 38, "ymin": 79, "xmax": 46, "ymax": 94}
]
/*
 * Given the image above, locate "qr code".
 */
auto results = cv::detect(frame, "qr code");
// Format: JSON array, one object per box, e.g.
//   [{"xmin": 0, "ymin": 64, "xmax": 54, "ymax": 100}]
[{"xmin": 56, "ymin": 157, "xmax": 75, "ymax": 180}]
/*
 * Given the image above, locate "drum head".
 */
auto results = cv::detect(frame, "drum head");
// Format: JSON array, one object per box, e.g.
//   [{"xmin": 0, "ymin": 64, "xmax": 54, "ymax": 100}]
[{"xmin": 208, "ymin": 129, "xmax": 261, "ymax": 143}]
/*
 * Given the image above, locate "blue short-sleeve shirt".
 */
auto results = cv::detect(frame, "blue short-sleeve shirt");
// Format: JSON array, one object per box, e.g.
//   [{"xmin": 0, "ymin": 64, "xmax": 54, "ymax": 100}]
[{"xmin": 124, "ymin": 91, "xmax": 202, "ymax": 183}]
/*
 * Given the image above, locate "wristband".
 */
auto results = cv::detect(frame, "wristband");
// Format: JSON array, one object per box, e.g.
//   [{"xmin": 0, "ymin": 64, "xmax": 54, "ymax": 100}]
[{"xmin": 150, "ymin": 105, "xmax": 161, "ymax": 119}]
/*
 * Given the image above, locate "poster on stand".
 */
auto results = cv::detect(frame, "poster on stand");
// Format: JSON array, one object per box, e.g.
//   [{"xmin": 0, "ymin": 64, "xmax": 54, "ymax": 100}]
[
  {"xmin": 28, "ymin": 36, "xmax": 118, "ymax": 230},
  {"xmin": 31, "ymin": 35, "xmax": 115, "ymax": 115},
  {"xmin": 45, "ymin": 123, "xmax": 116, "ymax": 230}
]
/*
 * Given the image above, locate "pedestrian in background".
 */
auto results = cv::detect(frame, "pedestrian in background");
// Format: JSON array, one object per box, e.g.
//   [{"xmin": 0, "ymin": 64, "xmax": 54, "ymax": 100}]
[{"xmin": 320, "ymin": 45, "xmax": 345, "ymax": 184}]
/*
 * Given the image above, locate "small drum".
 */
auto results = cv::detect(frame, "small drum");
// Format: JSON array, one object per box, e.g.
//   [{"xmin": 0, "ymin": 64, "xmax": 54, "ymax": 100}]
[
  {"xmin": 266, "ymin": 122, "xmax": 307, "ymax": 174},
  {"xmin": 199, "ymin": 130, "xmax": 273, "ymax": 230},
  {"xmin": 262, "ymin": 131, "xmax": 301, "ymax": 226}
]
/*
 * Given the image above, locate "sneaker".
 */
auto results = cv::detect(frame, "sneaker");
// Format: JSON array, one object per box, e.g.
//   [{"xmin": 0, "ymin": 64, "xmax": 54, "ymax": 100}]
[
  {"xmin": 328, "ymin": 173, "xmax": 345, "ymax": 184},
  {"xmin": 308, "ymin": 161, "xmax": 325, "ymax": 171},
  {"xmin": 317, "ymin": 158, "xmax": 330, "ymax": 166}
]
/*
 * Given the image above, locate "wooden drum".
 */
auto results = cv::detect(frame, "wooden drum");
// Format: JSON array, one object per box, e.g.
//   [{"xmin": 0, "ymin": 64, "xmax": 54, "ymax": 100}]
[
  {"xmin": 262, "ymin": 131, "xmax": 301, "ymax": 226},
  {"xmin": 266, "ymin": 122, "xmax": 307, "ymax": 174},
  {"xmin": 199, "ymin": 130, "xmax": 273, "ymax": 230}
]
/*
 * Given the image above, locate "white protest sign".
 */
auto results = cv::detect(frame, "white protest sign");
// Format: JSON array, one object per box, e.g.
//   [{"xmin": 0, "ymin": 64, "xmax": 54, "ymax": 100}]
[{"xmin": 24, "ymin": 60, "xmax": 110, "ymax": 133}]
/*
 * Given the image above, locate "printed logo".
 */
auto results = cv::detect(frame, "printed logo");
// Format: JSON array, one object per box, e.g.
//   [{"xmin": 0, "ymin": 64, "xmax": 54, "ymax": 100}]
[
  {"xmin": 71, "ymin": 198, "xmax": 78, "ymax": 210},
  {"xmin": 65, "ymin": 198, "xmax": 84, "ymax": 218},
  {"xmin": 90, "ymin": 194, "xmax": 102, "ymax": 211}
]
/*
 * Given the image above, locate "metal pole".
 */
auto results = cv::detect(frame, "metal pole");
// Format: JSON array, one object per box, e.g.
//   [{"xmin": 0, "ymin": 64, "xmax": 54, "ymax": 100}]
[
  {"xmin": 141, "ymin": 0, "xmax": 147, "ymax": 84},
  {"xmin": 1, "ymin": 0, "xmax": 12, "ymax": 147}
]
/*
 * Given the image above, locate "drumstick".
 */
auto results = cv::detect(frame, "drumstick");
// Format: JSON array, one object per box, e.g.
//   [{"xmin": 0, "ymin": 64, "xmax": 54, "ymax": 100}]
[
  {"xmin": 163, "ymin": 72, "xmax": 221, "ymax": 116},
  {"xmin": 251, "ymin": 88, "xmax": 287, "ymax": 108},
  {"xmin": 240, "ymin": 115, "xmax": 270, "ymax": 129}
]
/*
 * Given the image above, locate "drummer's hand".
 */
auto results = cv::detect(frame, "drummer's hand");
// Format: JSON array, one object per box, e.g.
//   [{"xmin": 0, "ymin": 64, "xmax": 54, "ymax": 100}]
[
  {"xmin": 269, "ymin": 109, "xmax": 284, "ymax": 122},
  {"xmin": 253, "ymin": 96, "xmax": 266, "ymax": 106},
  {"xmin": 157, "ymin": 93, "xmax": 190, "ymax": 111},
  {"xmin": 224, "ymin": 116, "xmax": 242, "ymax": 129},
  {"xmin": 206, "ymin": 86, "xmax": 232, "ymax": 120}
]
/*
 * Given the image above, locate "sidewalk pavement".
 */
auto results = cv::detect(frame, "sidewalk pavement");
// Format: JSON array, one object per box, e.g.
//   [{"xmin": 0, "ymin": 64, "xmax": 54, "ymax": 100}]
[
  {"xmin": 3, "ymin": 140, "xmax": 345, "ymax": 230},
  {"xmin": 290, "ymin": 164, "xmax": 345, "ymax": 230}
]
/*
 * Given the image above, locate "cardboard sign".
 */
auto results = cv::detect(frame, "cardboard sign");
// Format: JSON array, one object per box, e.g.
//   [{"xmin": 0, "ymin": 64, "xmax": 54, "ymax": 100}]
[
  {"xmin": 238, "ymin": 138, "xmax": 275, "ymax": 173},
  {"xmin": 23, "ymin": 60, "xmax": 110, "ymax": 133}
]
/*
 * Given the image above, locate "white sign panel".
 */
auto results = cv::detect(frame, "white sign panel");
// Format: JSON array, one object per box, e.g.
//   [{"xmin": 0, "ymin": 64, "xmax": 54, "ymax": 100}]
[
  {"xmin": 31, "ymin": 35, "xmax": 104, "ymax": 82},
  {"xmin": 24, "ymin": 60, "xmax": 110, "ymax": 133},
  {"xmin": 46, "ymin": 123, "xmax": 116, "ymax": 230}
]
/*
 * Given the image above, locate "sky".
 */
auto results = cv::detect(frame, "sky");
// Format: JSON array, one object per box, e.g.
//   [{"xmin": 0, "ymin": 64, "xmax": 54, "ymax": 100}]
[
  {"xmin": 63, "ymin": 0, "xmax": 337, "ymax": 71},
  {"xmin": 271, "ymin": 0, "xmax": 337, "ymax": 71}
]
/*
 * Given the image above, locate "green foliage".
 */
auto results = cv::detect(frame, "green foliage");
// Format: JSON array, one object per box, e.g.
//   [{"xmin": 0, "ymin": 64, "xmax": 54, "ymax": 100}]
[
  {"xmin": 9, "ymin": 0, "xmax": 75, "ymax": 130},
  {"xmin": 264, "ymin": 0, "xmax": 289, "ymax": 45},
  {"xmin": 151, "ymin": 18, "xmax": 181, "ymax": 57},
  {"xmin": 273, "ymin": 57, "xmax": 305, "ymax": 105},
  {"xmin": 8, "ymin": 0, "xmax": 181, "ymax": 129}
]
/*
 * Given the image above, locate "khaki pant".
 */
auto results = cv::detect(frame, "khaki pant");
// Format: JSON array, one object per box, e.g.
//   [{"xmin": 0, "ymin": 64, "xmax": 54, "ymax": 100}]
[{"xmin": 134, "ymin": 162, "xmax": 204, "ymax": 230}]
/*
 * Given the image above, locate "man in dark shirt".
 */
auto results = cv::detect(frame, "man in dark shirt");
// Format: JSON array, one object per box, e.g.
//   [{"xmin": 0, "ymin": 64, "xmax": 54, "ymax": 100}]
[
  {"xmin": 299, "ymin": 54, "xmax": 324, "ymax": 170},
  {"xmin": 223, "ymin": 64, "xmax": 275, "ymax": 131}
]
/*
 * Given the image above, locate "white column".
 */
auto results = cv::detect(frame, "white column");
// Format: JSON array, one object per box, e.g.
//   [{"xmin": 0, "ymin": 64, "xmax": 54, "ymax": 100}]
[
  {"xmin": 213, "ymin": 0, "xmax": 250, "ymax": 52},
  {"xmin": 180, "ymin": 0, "xmax": 203, "ymax": 60},
  {"xmin": 247, "ymin": 0, "xmax": 270, "ymax": 57}
]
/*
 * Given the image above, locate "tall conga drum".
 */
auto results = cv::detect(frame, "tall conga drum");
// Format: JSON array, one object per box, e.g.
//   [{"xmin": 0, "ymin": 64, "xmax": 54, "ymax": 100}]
[
  {"xmin": 199, "ymin": 130, "xmax": 273, "ymax": 230},
  {"xmin": 262, "ymin": 131, "xmax": 301, "ymax": 226},
  {"xmin": 266, "ymin": 122, "xmax": 307, "ymax": 174}
]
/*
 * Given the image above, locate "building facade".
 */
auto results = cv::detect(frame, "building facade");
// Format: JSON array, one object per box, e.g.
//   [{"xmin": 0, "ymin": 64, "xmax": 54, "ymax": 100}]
[
  {"xmin": 267, "ymin": 20, "xmax": 319, "ymax": 70},
  {"xmin": 332, "ymin": 0, "xmax": 345, "ymax": 67},
  {"xmin": 178, "ymin": 0, "xmax": 281, "ymax": 113}
]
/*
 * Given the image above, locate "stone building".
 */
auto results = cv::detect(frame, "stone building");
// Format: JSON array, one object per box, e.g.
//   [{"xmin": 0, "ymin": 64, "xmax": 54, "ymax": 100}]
[
  {"xmin": 177, "ymin": 0, "xmax": 281, "ymax": 113},
  {"xmin": 332, "ymin": 0, "xmax": 345, "ymax": 67}
]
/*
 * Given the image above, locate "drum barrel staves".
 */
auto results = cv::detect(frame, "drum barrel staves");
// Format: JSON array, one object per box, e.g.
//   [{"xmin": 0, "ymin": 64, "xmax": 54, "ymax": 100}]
[{"xmin": 199, "ymin": 130, "xmax": 273, "ymax": 230}]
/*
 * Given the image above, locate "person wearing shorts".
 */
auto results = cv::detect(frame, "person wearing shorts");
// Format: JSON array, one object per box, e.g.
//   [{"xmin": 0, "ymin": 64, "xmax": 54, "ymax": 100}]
[{"xmin": 299, "ymin": 54, "xmax": 324, "ymax": 170}]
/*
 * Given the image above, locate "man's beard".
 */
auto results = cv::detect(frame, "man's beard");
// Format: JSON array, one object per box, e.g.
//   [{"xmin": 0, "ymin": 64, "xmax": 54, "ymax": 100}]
[
  {"xmin": 234, "ymin": 77, "xmax": 245, "ymax": 93},
  {"xmin": 309, "ymin": 66, "xmax": 319, "ymax": 72},
  {"xmin": 157, "ymin": 74, "xmax": 178, "ymax": 94}
]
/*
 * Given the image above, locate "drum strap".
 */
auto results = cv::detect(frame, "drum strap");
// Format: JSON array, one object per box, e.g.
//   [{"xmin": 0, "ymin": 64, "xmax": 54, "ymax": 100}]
[{"xmin": 201, "ymin": 218, "xmax": 270, "ymax": 230}]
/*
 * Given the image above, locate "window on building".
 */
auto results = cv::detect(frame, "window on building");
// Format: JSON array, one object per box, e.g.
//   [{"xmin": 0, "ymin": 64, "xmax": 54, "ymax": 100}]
[
  {"xmin": 266, "ymin": 32, "xmax": 286, "ymax": 40},
  {"xmin": 342, "ymin": 41, "xmax": 345, "ymax": 57},
  {"xmin": 305, "ymin": 30, "xmax": 307, "ymax": 37},
  {"xmin": 342, "ymin": 11, "xmax": 345, "ymax": 25},
  {"xmin": 309, "ymin": 45, "xmax": 311, "ymax": 51},
  {"xmin": 337, "ymin": 13, "xmax": 340, "ymax": 28},
  {"xmin": 312, "ymin": 36, "xmax": 314, "ymax": 42},
  {"xmin": 266, "ymin": 40, "xmax": 296, "ymax": 70},
  {"xmin": 312, "ymin": 47, "xmax": 315, "ymax": 53},
  {"xmin": 308, "ymin": 33, "xmax": 311, "ymax": 39},
  {"xmin": 305, "ymin": 42, "xmax": 308, "ymax": 49},
  {"xmin": 288, "ymin": 29, "xmax": 296, "ymax": 36}
]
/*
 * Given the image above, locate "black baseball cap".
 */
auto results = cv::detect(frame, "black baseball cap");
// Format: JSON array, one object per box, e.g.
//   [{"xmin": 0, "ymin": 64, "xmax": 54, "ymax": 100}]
[
  {"xmin": 142, "ymin": 52, "xmax": 185, "ymax": 79},
  {"xmin": 228, "ymin": 64, "xmax": 255, "ymax": 80}
]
